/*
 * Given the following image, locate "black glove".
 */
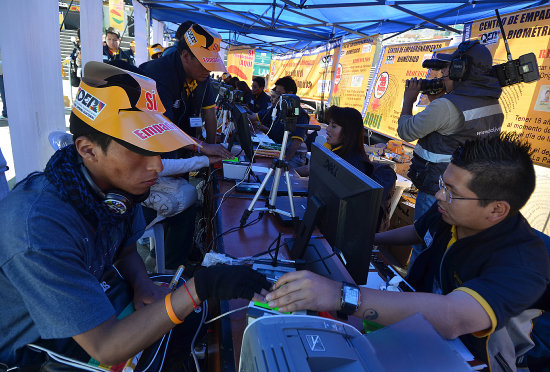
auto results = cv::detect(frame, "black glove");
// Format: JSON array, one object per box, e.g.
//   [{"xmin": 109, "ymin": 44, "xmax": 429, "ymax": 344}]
[{"xmin": 194, "ymin": 264, "xmax": 272, "ymax": 301}]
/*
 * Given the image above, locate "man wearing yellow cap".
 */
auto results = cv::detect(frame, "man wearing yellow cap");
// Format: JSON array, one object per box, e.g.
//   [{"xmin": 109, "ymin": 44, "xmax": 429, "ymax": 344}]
[
  {"xmin": 140, "ymin": 21, "xmax": 231, "ymax": 157},
  {"xmin": 0, "ymin": 62, "xmax": 271, "ymax": 368},
  {"xmin": 148, "ymin": 43, "xmax": 164, "ymax": 60}
]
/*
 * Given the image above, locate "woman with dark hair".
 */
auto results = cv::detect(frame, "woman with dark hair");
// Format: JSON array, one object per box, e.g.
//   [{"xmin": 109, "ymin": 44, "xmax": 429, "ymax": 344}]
[
  {"xmin": 300, "ymin": 105, "xmax": 397, "ymax": 231},
  {"xmin": 236, "ymin": 80, "xmax": 253, "ymax": 105}
]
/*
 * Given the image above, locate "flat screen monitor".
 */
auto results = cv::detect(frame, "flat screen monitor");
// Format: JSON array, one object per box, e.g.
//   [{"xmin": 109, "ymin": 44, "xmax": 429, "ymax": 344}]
[
  {"xmin": 228, "ymin": 104, "xmax": 255, "ymax": 162},
  {"xmin": 290, "ymin": 143, "xmax": 383, "ymax": 284}
]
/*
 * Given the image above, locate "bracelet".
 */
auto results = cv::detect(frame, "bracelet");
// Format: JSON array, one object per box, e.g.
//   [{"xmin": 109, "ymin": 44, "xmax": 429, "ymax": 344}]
[
  {"xmin": 182, "ymin": 282, "xmax": 200, "ymax": 310},
  {"xmin": 165, "ymin": 292, "xmax": 184, "ymax": 325}
]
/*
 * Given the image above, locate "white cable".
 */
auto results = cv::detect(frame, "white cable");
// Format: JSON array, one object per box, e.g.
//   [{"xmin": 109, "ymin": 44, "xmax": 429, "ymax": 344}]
[
  {"xmin": 191, "ymin": 300, "xmax": 208, "ymax": 372},
  {"xmin": 204, "ymin": 305, "xmax": 249, "ymax": 324}
]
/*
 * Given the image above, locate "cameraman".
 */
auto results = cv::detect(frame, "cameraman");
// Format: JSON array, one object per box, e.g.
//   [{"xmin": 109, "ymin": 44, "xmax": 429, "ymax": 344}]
[
  {"xmin": 397, "ymin": 41, "xmax": 503, "ymax": 263},
  {"xmin": 69, "ymin": 29, "xmax": 81, "ymax": 88},
  {"xmin": 248, "ymin": 76, "xmax": 310, "ymax": 168}
]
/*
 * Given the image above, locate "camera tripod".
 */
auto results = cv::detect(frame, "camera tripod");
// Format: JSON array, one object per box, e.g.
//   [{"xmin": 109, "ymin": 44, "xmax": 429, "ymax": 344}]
[{"xmin": 240, "ymin": 129, "xmax": 297, "ymax": 226}]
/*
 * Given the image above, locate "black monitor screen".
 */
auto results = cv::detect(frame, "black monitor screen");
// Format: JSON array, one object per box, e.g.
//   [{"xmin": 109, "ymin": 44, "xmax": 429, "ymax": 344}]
[
  {"xmin": 228, "ymin": 104, "xmax": 254, "ymax": 162},
  {"xmin": 290, "ymin": 143, "xmax": 383, "ymax": 284}
]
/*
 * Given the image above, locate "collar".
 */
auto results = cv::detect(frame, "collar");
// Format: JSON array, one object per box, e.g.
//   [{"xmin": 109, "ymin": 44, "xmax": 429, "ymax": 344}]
[
  {"xmin": 446, "ymin": 225, "xmax": 457, "ymax": 250},
  {"xmin": 324, "ymin": 142, "xmax": 342, "ymax": 152}
]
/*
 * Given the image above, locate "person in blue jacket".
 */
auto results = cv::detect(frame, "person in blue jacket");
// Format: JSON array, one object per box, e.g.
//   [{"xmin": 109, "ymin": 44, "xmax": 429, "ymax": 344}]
[{"xmin": 266, "ymin": 133, "xmax": 550, "ymax": 371}]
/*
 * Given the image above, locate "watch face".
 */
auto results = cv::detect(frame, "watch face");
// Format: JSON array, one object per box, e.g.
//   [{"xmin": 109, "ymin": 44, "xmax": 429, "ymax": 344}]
[{"xmin": 344, "ymin": 285, "xmax": 360, "ymax": 305}]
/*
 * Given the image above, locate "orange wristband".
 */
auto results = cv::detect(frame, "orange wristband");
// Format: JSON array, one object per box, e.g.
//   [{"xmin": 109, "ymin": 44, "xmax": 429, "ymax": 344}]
[{"xmin": 165, "ymin": 292, "xmax": 184, "ymax": 325}]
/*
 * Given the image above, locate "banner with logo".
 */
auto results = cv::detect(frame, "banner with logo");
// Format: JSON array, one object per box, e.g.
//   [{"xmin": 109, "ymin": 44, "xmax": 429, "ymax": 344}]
[
  {"xmin": 226, "ymin": 47, "xmax": 255, "ymax": 82},
  {"xmin": 269, "ymin": 40, "xmax": 340, "ymax": 101},
  {"xmin": 329, "ymin": 37, "xmax": 377, "ymax": 111},
  {"xmin": 361, "ymin": 39, "xmax": 451, "ymax": 142},
  {"xmin": 464, "ymin": 5, "xmax": 550, "ymax": 167},
  {"xmin": 108, "ymin": 0, "xmax": 125, "ymax": 32},
  {"xmin": 253, "ymin": 51, "xmax": 272, "ymax": 78}
]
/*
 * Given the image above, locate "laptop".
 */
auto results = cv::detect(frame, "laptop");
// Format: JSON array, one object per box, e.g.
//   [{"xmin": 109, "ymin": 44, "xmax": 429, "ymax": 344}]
[
  {"xmin": 261, "ymin": 173, "xmax": 309, "ymax": 196},
  {"xmin": 274, "ymin": 196, "xmax": 308, "ymax": 225}
]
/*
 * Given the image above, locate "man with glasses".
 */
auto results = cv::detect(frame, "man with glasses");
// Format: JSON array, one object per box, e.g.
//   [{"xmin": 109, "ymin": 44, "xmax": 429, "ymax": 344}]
[{"xmin": 265, "ymin": 133, "xmax": 550, "ymax": 371}]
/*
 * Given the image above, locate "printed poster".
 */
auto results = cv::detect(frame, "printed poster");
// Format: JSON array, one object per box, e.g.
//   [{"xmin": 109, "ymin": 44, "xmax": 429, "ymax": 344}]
[
  {"xmin": 464, "ymin": 5, "xmax": 550, "ymax": 167},
  {"xmin": 226, "ymin": 47, "xmax": 255, "ymax": 83},
  {"xmin": 329, "ymin": 37, "xmax": 377, "ymax": 112},
  {"xmin": 108, "ymin": 0, "xmax": 125, "ymax": 33},
  {"xmin": 362, "ymin": 39, "xmax": 451, "ymax": 142}
]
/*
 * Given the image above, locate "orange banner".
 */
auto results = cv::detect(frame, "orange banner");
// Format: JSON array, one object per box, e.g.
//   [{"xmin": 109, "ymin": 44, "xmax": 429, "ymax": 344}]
[
  {"xmin": 269, "ymin": 40, "xmax": 340, "ymax": 101},
  {"xmin": 330, "ymin": 37, "xmax": 377, "ymax": 111},
  {"xmin": 362, "ymin": 39, "xmax": 451, "ymax": 142},
  {"xmin": 465, "ymin": 5, "xmax": 550, "ymax": 167},
  {"xmin": 226, "ymin": 47, "xmax": 255, "ymax": 83}
]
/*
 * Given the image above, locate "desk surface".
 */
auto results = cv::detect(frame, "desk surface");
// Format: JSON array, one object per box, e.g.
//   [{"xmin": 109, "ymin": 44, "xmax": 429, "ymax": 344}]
[{"xmin": 210, "ymin": 163, "xmax": 362, "ymax": 371}]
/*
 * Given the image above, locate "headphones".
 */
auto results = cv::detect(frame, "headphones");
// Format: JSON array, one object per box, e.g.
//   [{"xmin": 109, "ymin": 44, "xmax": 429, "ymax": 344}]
[
  {"xmin": 80, "ymin": 162, "xmax": 149, "ymax": 215},
  {"xmin": 448, "ymin": 40, "xmax": 480, "ymax": 82}
]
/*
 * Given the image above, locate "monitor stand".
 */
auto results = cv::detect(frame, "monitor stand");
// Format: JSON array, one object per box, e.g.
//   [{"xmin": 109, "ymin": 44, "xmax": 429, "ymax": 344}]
[{"xmin": 285, "ymin": 237, "xmax": 350, "ymax": 283}]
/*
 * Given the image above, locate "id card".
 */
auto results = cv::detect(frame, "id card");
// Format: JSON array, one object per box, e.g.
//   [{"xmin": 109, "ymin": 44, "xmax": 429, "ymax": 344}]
[{"xmin": 189, "ymin": 116, "xmax": 202, "ymax": 128}]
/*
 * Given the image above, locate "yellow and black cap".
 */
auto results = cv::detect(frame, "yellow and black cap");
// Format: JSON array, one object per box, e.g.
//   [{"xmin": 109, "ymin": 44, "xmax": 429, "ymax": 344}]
[
  {"xmin": 182, "ymin": 23, "xmax": 227, "ymax": 73},
  {"xmin": 70, "ymin": 61, "xmax": 197, "ymax": 155}
]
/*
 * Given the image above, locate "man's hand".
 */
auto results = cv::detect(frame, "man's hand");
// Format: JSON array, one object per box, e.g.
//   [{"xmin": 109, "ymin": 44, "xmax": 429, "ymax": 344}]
[
  {"xmin": 401, "ymin": 78, "xmax": 422, "ymax": 116},
  {"xmin": 265, "ymin": 271, "xmax": 341, "ymax": 313},
  {"xmin": 200, "ymin": 143, "xmax": 233, "ymax": 159},
  {"xmin": 132, "ymin": 278, "xmax": 169, "ymax": 310},
  {"xmin": 207, "ymin": 155, "xmax": 224, "ymax": 164}
]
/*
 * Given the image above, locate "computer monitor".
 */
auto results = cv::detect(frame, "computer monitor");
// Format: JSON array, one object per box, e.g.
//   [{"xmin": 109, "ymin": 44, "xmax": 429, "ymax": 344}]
[
  {"xmin": 289, "ymin": 143, "xmax": 383, "ymax": 284},
  {"xmin": 228, "ymin": 104, "xmax": 255, "ymax": 162}
]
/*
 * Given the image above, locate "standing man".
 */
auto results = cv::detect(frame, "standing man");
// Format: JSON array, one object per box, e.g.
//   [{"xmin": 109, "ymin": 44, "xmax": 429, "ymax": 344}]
[
  {"xmin": 0, "ymin": 62, "xmax": 270, "ymax": 368},
  {"xmin": 103, "ymin": 27, "xmax": 134, "ymax": 66},
  {"xmin": 266, "ymin": 133, "xmax": 550, "ymax": 371},
  {"xmin": 140, "ymin": 22, "xmax": 231, "ymax": 158},
  {"xmin": 248, "ymin": 76, "xmax": 310, "ymax": 168},
  {"xmin": 248, "ymin": 76, "xmax": 270, "ymax": 113},
  {"xmin": 397, "ymin": 40, "xmax": 503, "ymax": 262}
]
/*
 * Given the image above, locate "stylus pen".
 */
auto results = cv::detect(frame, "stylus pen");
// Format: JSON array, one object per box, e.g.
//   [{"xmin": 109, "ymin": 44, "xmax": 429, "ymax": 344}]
[{"xmin": 169, "ymin": 265, "xmax": 185, "ymax": 291}]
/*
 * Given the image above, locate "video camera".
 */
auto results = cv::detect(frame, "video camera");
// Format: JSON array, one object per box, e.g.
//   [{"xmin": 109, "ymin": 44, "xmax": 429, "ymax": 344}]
[
  {"xmin": 416, "ymin": 9, "xmax": 539, "ymax": 95},
  {"xmin": 212, "ymin": 81, "xmax": 246, "ymax": 106},
  {"xmin": 278, "ymin": 94, "xmax": 301, "ymax": 132}
]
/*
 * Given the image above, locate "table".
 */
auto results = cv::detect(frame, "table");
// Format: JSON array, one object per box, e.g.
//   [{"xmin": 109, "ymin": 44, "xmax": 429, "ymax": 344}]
[{"xmin": 206, "ymin": 162, "xmax": 363, "ymax": 371}]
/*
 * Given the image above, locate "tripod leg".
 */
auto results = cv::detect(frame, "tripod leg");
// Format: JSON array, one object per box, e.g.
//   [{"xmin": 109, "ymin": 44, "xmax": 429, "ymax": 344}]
[
  {"xmin": 284, "ymin": 170, "xmax": 296, "ymax": 218},
  {"xmin": 240, "ymin": 167, "xmax": 274, "ymax": 226}
]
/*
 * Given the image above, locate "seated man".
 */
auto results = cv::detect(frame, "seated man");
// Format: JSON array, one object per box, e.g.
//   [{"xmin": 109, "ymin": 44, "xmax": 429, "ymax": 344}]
[
  {"xmin": 265, "ymin": 133, "xmax": 550, "ymax": 370},
  {"xmin": 247, "ymin": 76, "xmax": 270, "ymax": 113},
  {"xmin": 0, "ymin": 62, "xmax": 270, "ymax": 368},
  {"xmin": 248, "ymin": 76, "xmax": 310, "ymax": 168}
]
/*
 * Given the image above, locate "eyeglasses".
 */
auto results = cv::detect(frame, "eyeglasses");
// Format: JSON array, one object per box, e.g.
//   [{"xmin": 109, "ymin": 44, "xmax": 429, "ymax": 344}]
[{"xmin": 438, "ymin": 175, "xmax": 494, "ymax": 204}]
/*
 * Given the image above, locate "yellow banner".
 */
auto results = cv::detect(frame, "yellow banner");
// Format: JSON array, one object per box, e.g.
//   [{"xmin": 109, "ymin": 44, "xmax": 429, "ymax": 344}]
[
  {"xmin": 362, "ymin": 39, "xmax": 451, "ymax": 142},
  {"xmin": 269, "ymin": 41, "xmax": 340, "ymax": 100},
  {"xmin": 227, "ymin": 47, "xmax": 255, "ymax": 83},
  {"xmin": 109, "ymin": 0, "xmax": 125, "ymax": 33},
  {"xmin": 465, "ymin": 5, "xmax": 550, "ymax": 167},
  {"xmin": 330, "ymin": 37, "xmax": 377, "ymax": 111}
]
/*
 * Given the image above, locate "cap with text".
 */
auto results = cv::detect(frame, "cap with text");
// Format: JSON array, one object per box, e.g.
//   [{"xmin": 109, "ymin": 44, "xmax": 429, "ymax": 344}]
[
  {"xmin": 184, "ymin": 23, "xmax": 227, "ymax": 73},
  {"xmin": 71, "ymin": 61, "xmax": 197, "ymax": 154}
]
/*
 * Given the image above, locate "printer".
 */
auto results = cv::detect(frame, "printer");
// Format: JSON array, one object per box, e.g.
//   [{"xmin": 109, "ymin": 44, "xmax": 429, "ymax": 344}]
[{"xmin": 239, "ymin": 313, "xmax": 472, "ymax": 372}]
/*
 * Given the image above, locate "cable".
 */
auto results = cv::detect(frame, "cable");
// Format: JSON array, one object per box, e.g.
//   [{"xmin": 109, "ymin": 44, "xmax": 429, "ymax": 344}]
[
  {"xmin": 190, "ymin": 300, "xmax": 208, "ymax": 372},
  {"xmin": 204, "ymin": 305, "xmax": 249, "ymax": 324}
]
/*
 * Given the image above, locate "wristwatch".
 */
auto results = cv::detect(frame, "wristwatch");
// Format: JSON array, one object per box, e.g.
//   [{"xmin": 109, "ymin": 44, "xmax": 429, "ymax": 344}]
[{"xmin": 340, "ymin": 282, "xmax": 361, "ymax": 315}]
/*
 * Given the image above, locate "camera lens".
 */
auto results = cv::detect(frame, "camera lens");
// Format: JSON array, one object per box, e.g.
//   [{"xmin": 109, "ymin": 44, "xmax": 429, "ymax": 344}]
[{"xmin": 419, "ymin": 78, "xmax": 445, "ymax": 95}]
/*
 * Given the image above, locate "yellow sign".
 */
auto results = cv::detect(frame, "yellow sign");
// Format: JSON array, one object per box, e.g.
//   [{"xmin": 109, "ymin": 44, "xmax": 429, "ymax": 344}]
[
  {"xmin": 109, "ymin": 0, "xmax": 125, "ymax": 33},
  {"xmin": 269, "ymin": 41, "xmax": 340, "ymax": 101},
  {"xmin": 227, "ymin": 47, "xmax": 255, "ymax": 83},
  {"xmin": 362, "ymin": 39, "xmax": 451, "ymax": 142},
  {"xmin": 330, "ymin": 37, "xmax": 377, "ymax": 111},
  {"xmin": 465, "ymin": 5, "xmax": 550, "ymax": 167}
]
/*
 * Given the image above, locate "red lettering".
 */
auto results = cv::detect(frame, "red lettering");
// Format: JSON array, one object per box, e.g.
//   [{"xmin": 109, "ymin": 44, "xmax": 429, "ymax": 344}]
[{"xmin": 133, "ymin": 129, "xmax": 147, "ymax": 140}]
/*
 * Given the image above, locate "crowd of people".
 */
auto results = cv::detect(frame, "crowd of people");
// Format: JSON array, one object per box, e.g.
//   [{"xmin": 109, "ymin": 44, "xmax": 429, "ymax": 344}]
[{"xmin": 0, "ymin": 19, "xmax": 548, "ymax": 372}]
